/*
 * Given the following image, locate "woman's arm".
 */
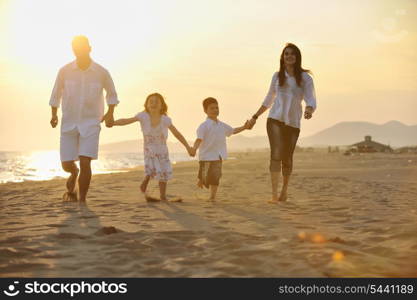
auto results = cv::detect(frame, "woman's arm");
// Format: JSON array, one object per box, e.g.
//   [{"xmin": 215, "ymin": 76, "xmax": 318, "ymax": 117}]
[
  {"xmin": 248, "ymin": 73, "xmax": 277, "ymax": 128},
  {"xmin": 303, "ymin": 73, "xmax": 317, "ymax": 120},
  {"xmin": 113, "ymin": 117, "xmax": 138, "ymax": 126}
]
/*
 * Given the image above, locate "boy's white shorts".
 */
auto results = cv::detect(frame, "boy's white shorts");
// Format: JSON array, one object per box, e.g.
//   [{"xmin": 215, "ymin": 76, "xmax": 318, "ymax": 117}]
[{"xmin": 60, "ymin": 127, "xmax": 100, "ymax": 162}]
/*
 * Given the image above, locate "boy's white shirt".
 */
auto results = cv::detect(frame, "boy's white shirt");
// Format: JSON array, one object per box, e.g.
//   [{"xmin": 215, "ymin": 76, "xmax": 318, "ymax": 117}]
[{"xmin": 197, "ymin": 118, "xmax": 234, "ymax": 161}]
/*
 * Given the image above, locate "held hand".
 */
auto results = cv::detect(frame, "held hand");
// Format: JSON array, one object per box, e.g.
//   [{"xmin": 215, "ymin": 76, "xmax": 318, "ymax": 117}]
[
  {"xmin": 50, "ymin": 115, "xmax": 58, "ymax": 128},
  {"xmin": 243, "ymin": 120, "xmax": 251, "ymax": 130},
  {"xmin": 188, "ymin": 147, "xmax": 196, "ymax": 157},
  {"xmin": 247, "ymin": 118, "xmax": 256, "ymax": 129},
  {"xmin": 102, "ymin": 112, "xmax": 114, "ymax": 128}
]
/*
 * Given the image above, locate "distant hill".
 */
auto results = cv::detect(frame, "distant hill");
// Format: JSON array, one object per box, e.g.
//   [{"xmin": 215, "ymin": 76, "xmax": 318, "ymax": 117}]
[
  {"xmin": 299, "ymin": 121, "xmax": 417, "ymax": 147},
  {"xmin": 100, "ymin": 120, "xmax": 417, "ymax": 152},
  {"xmin": 101, "ymin": 135, "xmax": 270, "ymax": 153}
]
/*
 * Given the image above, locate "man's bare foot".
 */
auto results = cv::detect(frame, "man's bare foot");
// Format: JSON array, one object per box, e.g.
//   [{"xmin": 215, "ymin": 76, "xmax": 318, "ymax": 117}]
[
  {"xmin": 66, "ymin": 168, "xmax": 79, "ymax": 194},
  {"xmin": 197, "ymin": 180, "xmax": 203, "ymax": 189}
]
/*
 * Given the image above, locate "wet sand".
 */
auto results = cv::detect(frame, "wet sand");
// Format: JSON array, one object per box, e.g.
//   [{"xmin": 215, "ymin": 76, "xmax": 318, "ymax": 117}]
[{"xmin": 1, "ymin": 151, "xmax": 417, "ymax": 277}]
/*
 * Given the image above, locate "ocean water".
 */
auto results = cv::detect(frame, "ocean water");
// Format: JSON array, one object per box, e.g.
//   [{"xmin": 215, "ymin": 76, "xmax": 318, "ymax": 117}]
[{"xmin": 0, "ymin": 151, "xmax": 194, "ymax": 183}]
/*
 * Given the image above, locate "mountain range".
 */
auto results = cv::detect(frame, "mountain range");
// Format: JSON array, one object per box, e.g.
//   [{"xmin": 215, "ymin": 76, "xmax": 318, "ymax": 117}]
[{"xmin": 100, "ymin": 121, "xmax": 417, "ymax": 152}]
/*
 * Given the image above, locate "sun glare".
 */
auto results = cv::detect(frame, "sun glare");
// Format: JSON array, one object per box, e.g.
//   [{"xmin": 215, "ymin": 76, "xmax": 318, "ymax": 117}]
[{"xmin": 5, "ymin": 0, "xmax": 162, "ymax": 72}]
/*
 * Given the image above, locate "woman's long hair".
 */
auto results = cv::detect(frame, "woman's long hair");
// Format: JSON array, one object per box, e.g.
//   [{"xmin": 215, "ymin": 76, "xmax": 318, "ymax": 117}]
[
  {"xmin": 144, "ymin": 93, "xmax": 168, "ymax": 115},
  {"xmin": 278, "ymin": 43, "xmax": 311, "ymax": 87}
]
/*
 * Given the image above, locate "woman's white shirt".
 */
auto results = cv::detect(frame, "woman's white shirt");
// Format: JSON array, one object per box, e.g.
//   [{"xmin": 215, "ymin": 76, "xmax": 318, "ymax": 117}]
[{"xmin": 262, "ymin": 71, "xmax": 316, "ymax": 129}]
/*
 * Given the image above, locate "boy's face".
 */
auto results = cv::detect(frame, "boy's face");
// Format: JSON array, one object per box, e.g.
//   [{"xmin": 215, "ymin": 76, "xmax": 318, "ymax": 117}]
[{"xmin": 205, "ymin": 103, "xmax": 219, "ymax": 118}]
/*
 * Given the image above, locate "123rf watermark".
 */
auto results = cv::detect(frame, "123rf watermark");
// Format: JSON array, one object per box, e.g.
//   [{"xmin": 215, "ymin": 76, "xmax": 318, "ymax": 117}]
[{"xmin": 3, "ymin": 280, "xmax": 127, "ymax": 297}]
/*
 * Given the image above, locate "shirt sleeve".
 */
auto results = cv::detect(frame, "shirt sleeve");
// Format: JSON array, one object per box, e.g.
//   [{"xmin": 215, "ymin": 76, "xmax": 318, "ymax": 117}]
[
  {"xmin": 196, "ymin": 123, "xmax": 206, "ymax": 140},
  {"xmin": 49, "ymin": 68, "xmax": 64, "ymax": 107},
  {"xmin": 224, "ymin": 123, "xmax": 234, "ymax": 137},
  {"xmin": 163, "ymin": 115, "xmax": 172, "ymax": 128},
  {"xmin": 103, "ymin": 69, "xmax": 120, "ymax": 105},
  {"xmin": 261, "ymin": 72, "xmax": 278, "ymax": 108},
  {"xmin": 135, "ymin": 111, "xmax": 144, "ymax": 122},
  {"xmin": 303, "ymin": 73, "xmax": 317, "ymax": 112}
]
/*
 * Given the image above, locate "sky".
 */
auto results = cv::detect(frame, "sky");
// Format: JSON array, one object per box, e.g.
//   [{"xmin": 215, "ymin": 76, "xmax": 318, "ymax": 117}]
[{"xmin": 0, "ymin": 0, "xmax": 416, "ymax": 151}]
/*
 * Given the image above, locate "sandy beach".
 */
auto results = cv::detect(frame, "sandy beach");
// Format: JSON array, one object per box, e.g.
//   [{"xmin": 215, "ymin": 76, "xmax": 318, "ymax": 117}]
[{"xmin": 1, "ymin": 151, "xmax": 417, "ymax": 277}]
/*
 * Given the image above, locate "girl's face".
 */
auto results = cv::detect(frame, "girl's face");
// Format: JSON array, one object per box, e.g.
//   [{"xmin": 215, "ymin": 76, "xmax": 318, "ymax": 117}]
[
  {"xmin": 146, "ymin": 96, "xmax": 162, "ymax": 113},
  {"xmin": 283, "ymin": 47, "xmax": 297, "ymax": 66}
]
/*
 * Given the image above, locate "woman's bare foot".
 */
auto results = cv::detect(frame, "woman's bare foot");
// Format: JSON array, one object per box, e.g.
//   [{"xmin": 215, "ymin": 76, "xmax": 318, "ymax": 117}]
[{"xmin": 267, "ymin": 194, "xmax": 279, "ymax": 203}]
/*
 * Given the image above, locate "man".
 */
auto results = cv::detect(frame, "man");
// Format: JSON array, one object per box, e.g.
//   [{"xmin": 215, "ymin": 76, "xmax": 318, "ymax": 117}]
[{"xmin": 49, "ymin": 35, "xmax": 119, "ymax": 202}]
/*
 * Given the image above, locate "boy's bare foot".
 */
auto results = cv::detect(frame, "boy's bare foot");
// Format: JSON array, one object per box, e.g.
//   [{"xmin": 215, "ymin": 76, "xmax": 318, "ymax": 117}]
[
  {"xmin": 146, "ymin": 195, "xmax": 161, "ymax": 202},
  {"xmin": 279, "ymin": 192, "xmax": 288, "ymax": 202},
  {"xmin": 63, "ymin": 191, "xmax": 78, "ymax": 202}
]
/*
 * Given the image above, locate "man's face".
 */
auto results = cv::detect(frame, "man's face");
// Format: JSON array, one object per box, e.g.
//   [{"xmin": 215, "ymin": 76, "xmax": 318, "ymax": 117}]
[
  {"xmin": 72, "ymin": 40, "xmax": 91, "ymax": 59},
  {"xmin": 205, "ymin": 103, "xmax": 219, "ymax": 118}
]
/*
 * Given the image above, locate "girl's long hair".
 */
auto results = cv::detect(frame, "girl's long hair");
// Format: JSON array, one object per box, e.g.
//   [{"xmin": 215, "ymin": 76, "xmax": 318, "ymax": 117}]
[
  {"xmin": 278, "ymin": 43, "xmax": 311, "ymax": 87},
  {"xmin": 144, "ymin": 93, "xmax": 168, "ymax": 115}
]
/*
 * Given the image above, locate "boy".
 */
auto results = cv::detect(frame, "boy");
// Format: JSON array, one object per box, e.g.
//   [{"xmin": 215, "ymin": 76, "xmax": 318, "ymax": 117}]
[{"xmin": 190, "ymin": 97, "xmax": 249, "ymax": 201}]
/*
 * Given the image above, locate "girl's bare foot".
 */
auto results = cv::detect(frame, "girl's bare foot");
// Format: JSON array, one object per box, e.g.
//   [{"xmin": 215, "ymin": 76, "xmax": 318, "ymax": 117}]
[{"xmin": 140, "ymin": 182, "xmax": 147, "ymax": 193}]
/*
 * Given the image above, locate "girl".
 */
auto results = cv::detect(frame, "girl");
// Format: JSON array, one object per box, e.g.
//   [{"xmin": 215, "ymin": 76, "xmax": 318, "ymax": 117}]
[
  {"xmin": 113, "ymin": 93, "xmax": 193, "ymax": 201},
  {"xmin": 247, "ymin": 43, "xmax": 317, "ymax": 203}
]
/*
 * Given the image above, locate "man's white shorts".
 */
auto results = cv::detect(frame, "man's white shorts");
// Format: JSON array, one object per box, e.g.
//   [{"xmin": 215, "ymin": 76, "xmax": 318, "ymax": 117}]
[{"xmin": 60, "ymin": 127, "xmax": 101, "ymax": 162}]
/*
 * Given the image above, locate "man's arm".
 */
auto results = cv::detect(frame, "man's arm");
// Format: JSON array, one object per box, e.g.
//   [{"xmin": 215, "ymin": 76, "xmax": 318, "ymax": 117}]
[
  {"xmin": 50, "ymin": 106, "xmax": 58, "ymax": 128},
  {"xmin": 102, "ymin": 104, "xmax": 116, "ymax": 127},
  {"xmin": 102, "ymin": 69, "xmax": 119, "ymax": 128}
]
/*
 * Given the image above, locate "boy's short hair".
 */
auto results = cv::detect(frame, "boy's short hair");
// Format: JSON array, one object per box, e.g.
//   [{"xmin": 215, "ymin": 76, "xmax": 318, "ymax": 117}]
[{"xmin": 202, "ymin": 97, "xmax": 218, "ymax": 111}]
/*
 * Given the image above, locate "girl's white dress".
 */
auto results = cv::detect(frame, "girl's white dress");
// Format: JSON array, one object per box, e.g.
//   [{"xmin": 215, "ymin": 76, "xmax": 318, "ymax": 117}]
[{"xmin": 135, "ymin": 111, "xmax": 173, "ymax": 182}]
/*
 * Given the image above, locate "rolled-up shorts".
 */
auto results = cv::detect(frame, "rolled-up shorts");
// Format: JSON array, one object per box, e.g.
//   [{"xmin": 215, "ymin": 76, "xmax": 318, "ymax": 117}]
[
  {"xmin": 198, "ymin": 160, "xmax": 222, "ymax": 188},
  {"xmin": 60, "ymin": 127, "xmax": 100, "ymax": 162}
]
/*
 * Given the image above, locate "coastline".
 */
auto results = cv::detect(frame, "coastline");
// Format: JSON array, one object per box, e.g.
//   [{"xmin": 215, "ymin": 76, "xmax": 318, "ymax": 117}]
[{"xmin": 1, "ymin": 151, "xmax": 417, "ymax": 277}]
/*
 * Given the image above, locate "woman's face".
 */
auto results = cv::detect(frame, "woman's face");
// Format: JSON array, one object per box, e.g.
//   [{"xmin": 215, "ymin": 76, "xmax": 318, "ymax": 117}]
[
  {"xmin": 146, "ymin": 96, "xmax": 162, "ymax": 113},
  {"xmin": 283, "ymin": 47, "xmax": 297, "ymax": 66}
]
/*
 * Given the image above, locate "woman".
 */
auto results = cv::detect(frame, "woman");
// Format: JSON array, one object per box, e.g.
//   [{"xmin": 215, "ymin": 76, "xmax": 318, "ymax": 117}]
[{"xmin": 248, "ymin": 43, "xmax": 317, "ymax": 203}]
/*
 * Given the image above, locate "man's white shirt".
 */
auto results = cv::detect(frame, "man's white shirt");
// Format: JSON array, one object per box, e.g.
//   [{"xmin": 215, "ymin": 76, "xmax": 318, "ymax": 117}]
[{"xmin": 49, "ymin": 60, "xmax": 119, "ymax": 137}]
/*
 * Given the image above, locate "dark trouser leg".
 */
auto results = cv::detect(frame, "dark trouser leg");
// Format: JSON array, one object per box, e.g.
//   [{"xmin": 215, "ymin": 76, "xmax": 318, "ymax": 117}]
[
  {"xmin": 78, "ymin": 156, "xmax": 92, "ymax": 202},
  {"xmin": 280, "ymin": 125, "xmax": 300, "ymax": 201},
  {"xmin": 267, "ymin": 119, "xmax": 284, "ymax": 200}
]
